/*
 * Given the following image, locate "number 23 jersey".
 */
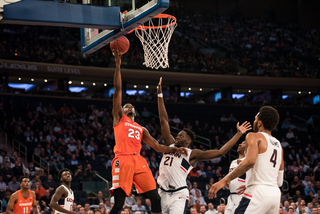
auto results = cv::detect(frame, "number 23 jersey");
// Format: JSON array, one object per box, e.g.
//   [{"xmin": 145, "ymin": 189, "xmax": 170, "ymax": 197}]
[
  {"xmin": 158, "ymin": 144, "xmax": 193, "ymax": 190},
  {"xmin": 113, "ymin": 114, "xmax": 144, "ymax": 155}
]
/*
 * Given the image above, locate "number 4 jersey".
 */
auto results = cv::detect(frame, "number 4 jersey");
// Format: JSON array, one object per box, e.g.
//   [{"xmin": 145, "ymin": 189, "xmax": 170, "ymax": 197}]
[
  {"xmin": 113, "ymin": 114, "xmax": 143, "ymax": 155},
  {"xmin": 158, "ymin": 144, "xmax": 192, "ymax": 190},
  {"xmin": 245, "ymin": 132, "xmax": 282, "ymax": 188}
]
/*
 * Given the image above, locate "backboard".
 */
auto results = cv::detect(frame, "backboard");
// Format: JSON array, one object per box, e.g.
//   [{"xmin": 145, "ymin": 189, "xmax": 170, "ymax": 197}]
[{"xmin": 81, "ymin": 0, "xmax": 169, "ymax": 54}]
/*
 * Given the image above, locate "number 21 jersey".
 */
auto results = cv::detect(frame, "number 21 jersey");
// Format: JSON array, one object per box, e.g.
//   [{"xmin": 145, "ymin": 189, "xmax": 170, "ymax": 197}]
[
  {"xmin": 246, "ymin": 132, "xmax": 282, "ymax": 188},
  {"xmin": 158, "ymin": 144, "xmax": 192, "ymax": 190},
  {"xmin": 113, "ymin": 114, "xmax": 144, "ymax": 155}
]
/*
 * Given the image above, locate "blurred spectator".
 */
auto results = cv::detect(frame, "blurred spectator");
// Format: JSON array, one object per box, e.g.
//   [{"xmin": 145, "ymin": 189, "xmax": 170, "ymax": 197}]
[
  {"xmin": 8, "ymin": 176, "xmax": 20, "ymax": 192},
  {"xmin": 190, "ymin": 182, "xmax": 202, "ymax": 197},
  {"xmin": 42, "ymin": 174, "xmax": 57, "ymax": 195},
  {"xmin": 40, "ymin": 189, "xmax": 52, "ymax": 211},
  {"xmin": 131, "ymin": 199, "xmax": 146, "ymax": 213},
  {"xmin": 205, "ymin": 203, "xmax": 217, "ymax": 214},
  {"xmin": 33, "ymin": 181, "xmax": 46, "ymax": 200},
  {"xmin": 2, "ymin": 191, "xmax": 11, "ymax": 210},
  {"xmin": 92, "ymin": 191, "xmax": 105, "ymax": 205}
]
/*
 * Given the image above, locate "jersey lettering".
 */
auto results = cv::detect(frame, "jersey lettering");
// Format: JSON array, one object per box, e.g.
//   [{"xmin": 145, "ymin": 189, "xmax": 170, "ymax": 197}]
[{"xmin": 270, "ymin": 149, "xmax": 277, "ymax": 168}]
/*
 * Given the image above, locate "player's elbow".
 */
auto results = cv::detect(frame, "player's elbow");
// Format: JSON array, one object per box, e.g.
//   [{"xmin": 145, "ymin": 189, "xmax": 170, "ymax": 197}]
[{"xmin": 246, "ymin": 158, "xmax": 256, "ymax": 167}]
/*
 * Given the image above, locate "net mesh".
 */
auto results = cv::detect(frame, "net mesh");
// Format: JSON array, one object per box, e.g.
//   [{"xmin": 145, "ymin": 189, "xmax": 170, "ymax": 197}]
[{"xmin": 135, "ymin": 15, "xmax": 177, "ymax": 69}]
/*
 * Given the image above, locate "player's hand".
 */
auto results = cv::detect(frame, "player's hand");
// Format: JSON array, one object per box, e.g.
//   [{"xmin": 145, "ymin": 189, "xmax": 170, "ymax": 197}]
[
  {"xmin": 236, "ymin": 121, "xmax": 251, "ymax": 134},
  {"xmin": 208, "ymin": 179, "xmax": 227, "ymax": 199},
  {"xmin": 157, "ymin": 77, "xmax": 162, "ymax": 94},
  {"xmin": 237, "ymin": 159, "xmax": 243, "ymax": 164},
  {"xmin": 112, "ymin": 49, "xmax": 122, "ymax": 65},
  {"xmin": 236, "ymin": 185, "xmax": 246, "ymax": 195},
  {"xmin": 175, "ymin": 147, "xmax": 188, "ymax": 156}
]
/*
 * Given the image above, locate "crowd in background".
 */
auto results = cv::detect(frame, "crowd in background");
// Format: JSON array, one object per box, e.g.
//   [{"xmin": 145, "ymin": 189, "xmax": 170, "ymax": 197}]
[
  {"xmin": 0, "ymin": 99, "xmax": 319, "ymax": 213},
  {"xmin": 0, "ymin": 3, "xmax": 320, "ymax": 78}
]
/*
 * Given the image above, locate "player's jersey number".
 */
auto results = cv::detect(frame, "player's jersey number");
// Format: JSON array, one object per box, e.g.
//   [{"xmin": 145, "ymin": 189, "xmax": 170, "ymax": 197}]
[
  {"xmin": 270, "ymin": 149, "xmax": 277, "ymax": 168},
  {"xmin": 128, "ymin": 128, "xmax": 140, "ymax": 140},
  {"xmin": 164, "ymin": 156, "xmax": 173, "ymax": 167},
  {"xmin": 23, "ymin": 207, "xmax": 28, "ymax": 214}
]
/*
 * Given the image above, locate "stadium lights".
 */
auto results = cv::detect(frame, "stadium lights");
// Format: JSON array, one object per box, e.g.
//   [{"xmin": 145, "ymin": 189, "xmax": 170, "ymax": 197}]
[
  {"xmin": 104, "ymin": 83, "xmax": 107, "ymax": 87},
  {"xmin": 298, "ymin": 91, "xmax": 301, "ymax": 94},
  {"xmin": 188, "ymin": 88, "xmax": 191, "ymax": 91},
  {"xmin": 200, "ymin": 88, "xmax": 202, "ymax": 91},
  {"xmin": 44, "ymin": 79, "xmax": 47, "ymax": 82},
  {"xmin": 134, "ymin": 85, "xmax": 137, "ymax": 88},
  {"xmin": 81, "ymin": 82, "xmax": 84, "ymax": 85},
  {"xmin": 309, "ymin": 92, "xmax": 311, "ymax": 94},
  {"xmin": 18, "ymin": 77, "xmax": 21, "ymax": 80},
  {"xmin": 146, "ymin": 85, "xmax": 149, "ymax": 89},
  {"xmin": 31, "ymin": 78, "xmax": 34, "ymax": 81},
  {"xmin": 248, "ymin": 90, "xmax": 251, "ymax": 93},
  {"xmin": 93, "ymin": 83, "xmax": 96, "ymax": 86},
  {"xmin": 68, "ymin": 81, "xmax": 72, "ymax": 84}
]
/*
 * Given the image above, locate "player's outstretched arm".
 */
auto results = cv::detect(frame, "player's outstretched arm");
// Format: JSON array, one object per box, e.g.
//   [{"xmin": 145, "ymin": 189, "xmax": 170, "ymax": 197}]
[
  {"xmin": 32, "ymin": 191, "xmax": 39, "ymax": 214},
  {"xmin": 49, "ymin": 186, "xmax": 75, "ymax": 214},
  {"xmin": 6, "ymin": 192, "xmax": 18, "ymax": 214},
  {"xmin": 157, "ymin": 77, "xmax": 175, "ymax": 146},
  {"xmin": 189, "ymin": 121, "xmax": 251, "ymax": 165},
  {"xmin": 208, "ymin": 133, "xmax": 258, "ymax": 199},
  {"xmin": 142, "ymin": 128, "xmax": 188, "ymax": 155},
  {"xmin": 112, "ymin": 49, "xmax": 124, "ymax": 126}
]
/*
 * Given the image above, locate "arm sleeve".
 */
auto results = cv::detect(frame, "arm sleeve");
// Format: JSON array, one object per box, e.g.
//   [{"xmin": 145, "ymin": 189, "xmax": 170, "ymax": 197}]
[{"xmin": 278, "ymin": 170, "xmax": 284, "ymax": 187}]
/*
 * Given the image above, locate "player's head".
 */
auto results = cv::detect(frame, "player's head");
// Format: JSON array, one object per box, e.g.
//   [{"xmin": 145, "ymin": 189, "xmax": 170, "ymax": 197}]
[
  {"xmin": 123, "ymin": 103, "xmax": 136, "ymax": 118},
  {"xmin": 254, "ymin": 106, "xmax": 279, "ymax": 132},
  {"xmin": 59, "ymin": 168, "xmax": 72, "ymax": 183},
  {"xmin": 175, "ymin": 128, "xmax": 196, "ymax": 148},
  {"xmin": 19, "ymin": 175, "xmax": 30, "ymax": 189},
  {"xmin": 237, "ymin": 141, "xmax": 246, "ymax": 155}
]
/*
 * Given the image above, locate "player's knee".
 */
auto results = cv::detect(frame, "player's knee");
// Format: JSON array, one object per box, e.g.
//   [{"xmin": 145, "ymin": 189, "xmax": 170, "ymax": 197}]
[{"xmin": 146, "ymin": 189, "xmax": 161, "ymax": 213}]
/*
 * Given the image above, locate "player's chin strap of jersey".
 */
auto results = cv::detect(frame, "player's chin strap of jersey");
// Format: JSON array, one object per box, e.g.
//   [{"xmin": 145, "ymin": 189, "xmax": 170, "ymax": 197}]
[{"xmin": 159, "ymin": 185, "xmax": 188, "ymax": 193}]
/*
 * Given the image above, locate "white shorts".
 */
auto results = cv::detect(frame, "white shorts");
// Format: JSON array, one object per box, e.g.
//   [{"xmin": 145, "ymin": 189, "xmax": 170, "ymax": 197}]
[
  {"xmin": 225, "ymin": 194, "xmax": 243, "ymax": 214},
  {"xmin": 158, "ymin": 188, "xmax": 189, "ymax": 214},
  {"xmin": 235, "ymin": 185, "xmax": 280, "ymax": 214}
]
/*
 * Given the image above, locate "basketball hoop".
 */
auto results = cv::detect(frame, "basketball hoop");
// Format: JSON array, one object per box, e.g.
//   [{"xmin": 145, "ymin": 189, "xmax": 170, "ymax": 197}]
[{"xmin": 132, "ymin": 14, "xmax": 177, "ymax": 69}]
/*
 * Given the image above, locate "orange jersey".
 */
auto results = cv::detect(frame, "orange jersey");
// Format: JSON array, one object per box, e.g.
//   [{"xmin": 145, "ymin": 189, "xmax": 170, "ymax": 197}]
[
  {"xmin": 13, "ymin": 190, "xmax": 33, "ymax": 214},
  {"xmin": 113, "ymin": 114, "xmax": 144, "ymax": 154}
]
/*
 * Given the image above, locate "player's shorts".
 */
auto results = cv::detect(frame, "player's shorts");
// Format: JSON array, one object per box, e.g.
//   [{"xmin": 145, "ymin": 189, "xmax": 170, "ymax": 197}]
[
  {"xmin": 109, "ymin": 153, "xmax": 156, "ymax": 197},
  {"xmin": 235, "ymin": 185, "xmax": 280, "ymax": 214},
  {"xmin": 225, "ymin": 193, "xmax": 243, "ymax": 214},
  {"xmin": 158, "ymin": 187, "xmax": 189, "ymax": 214}
]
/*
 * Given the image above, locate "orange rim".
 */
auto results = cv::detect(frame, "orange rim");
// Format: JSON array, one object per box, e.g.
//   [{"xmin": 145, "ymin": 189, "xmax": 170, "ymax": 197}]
[{"xmin": 128, "ymin": 14, "xmax": 176, "ymax": 33}]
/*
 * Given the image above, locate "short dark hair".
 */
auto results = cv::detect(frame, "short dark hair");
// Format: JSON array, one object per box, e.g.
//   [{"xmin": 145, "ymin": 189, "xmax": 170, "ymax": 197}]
[
  {"xmin": 59, "ymin": 168, "xmax": 72, "ymax": 180},
  {"xmin": 94, "ymin": 208, "xmax": 101, "ymax": 214},
  {"xmin": 182, "ymin": 128, "xmax": 196, "ymax": 141},
  {"xmin": 258, "ymin": 106, "xmax": 279, "ymax": 131},
  {"xmin": 19, "ymin": 175, "xmax": 30, "ymax": 183}
]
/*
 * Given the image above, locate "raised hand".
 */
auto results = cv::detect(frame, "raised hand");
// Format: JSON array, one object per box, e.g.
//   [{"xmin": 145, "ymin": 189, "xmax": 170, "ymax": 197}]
[
  {"xmin": 157, "ymin": 77, "xmax": 162, "ymax": 94},
  {"xmin": 112, "ymin": 49, "xmax": 122, "ymax": 65},
  {"xmin": 236, "ymin": 121, "xmax": 251, "ymax": 134}
]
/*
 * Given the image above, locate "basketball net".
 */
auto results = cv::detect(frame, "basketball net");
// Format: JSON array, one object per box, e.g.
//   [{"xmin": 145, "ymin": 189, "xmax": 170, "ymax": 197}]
[{"xmin": 134, "ymin": 14, "xmax": 177, "ymax": 70}]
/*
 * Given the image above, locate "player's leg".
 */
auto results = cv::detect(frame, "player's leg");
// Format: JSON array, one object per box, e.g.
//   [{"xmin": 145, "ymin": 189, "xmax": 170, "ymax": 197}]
[
  {"xmin": 158, "ymin": 189, "xmax": 169, "ymax": 214},
  {"xmin": 265, "ymin": 187, "xmax": 281, "ymax": 214},
  {"xmin": 168, "ymin": 189, "xmax": 189, "ymax": 214},
  {"xmin": 109, "ymin": 188, "xmax": 126, "ymax": 214},
  {"xmin": 144, "ymin": 189, "xmax": 162, "ymax": 214},
  {"xmin": 133, "ymin": 156, "xmax": 160, "ymax": 214},
  {"xmin": 109, "ymin": 155, "xmax": 135, "ymax": 214},
  {"xmin": 224, "ymin": 195, "xmax": 234, "ymax": 214}
]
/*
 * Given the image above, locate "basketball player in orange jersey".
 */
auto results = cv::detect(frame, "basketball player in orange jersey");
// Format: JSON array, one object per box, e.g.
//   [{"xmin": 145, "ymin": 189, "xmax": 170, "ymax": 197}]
[
  {"xmin": 6, "ymin": 175, "xmax": 38, "ymax": 214},
  {"xmin": 49, "ymin": 169, "xmax": 75, "ymax": 214},
  {"xmin": 109, "ymin": 49, "xmax": 187, "ymax": 214}
]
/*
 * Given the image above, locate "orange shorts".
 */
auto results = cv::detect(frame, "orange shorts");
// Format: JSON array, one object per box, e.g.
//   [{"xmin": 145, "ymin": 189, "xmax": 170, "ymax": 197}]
[{"xmin": 109, "ymin": 154, "xmax": 156, "ymax": 197}]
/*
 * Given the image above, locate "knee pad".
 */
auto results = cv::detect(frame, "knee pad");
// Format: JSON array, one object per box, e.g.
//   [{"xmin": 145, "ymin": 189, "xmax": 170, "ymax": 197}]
[{"xmin": 146, "ymin": 189, "xmax": 161, "ymax": 213}]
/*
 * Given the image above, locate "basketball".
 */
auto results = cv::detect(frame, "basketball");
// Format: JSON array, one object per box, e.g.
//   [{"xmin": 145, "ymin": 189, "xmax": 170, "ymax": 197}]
[{"xmin": 110, "ymin": 36, "xmax": 130, "ymax": 54}]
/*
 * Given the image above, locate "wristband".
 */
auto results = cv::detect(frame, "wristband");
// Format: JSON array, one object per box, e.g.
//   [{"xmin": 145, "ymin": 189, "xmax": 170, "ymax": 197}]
[{"xmin": 158, "ymin": 93, "xmax": 163, "ymax": 98}]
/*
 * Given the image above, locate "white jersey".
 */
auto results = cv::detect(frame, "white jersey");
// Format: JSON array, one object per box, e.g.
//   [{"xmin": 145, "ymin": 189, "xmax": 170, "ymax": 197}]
[
  {"xmin": 55, "ymin": 185, "xmax": 74, "ymax": 214},
  {"xmin": 228, "ymin": 157, "xmax": 245, "ymax": 193},
  {"xmin": 246, "ymin": 132, "xmax": 282, "ymax": 188},
  {"xmin": 158, "ymin": 144, "xmax": 193, "ymax": 190}
]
